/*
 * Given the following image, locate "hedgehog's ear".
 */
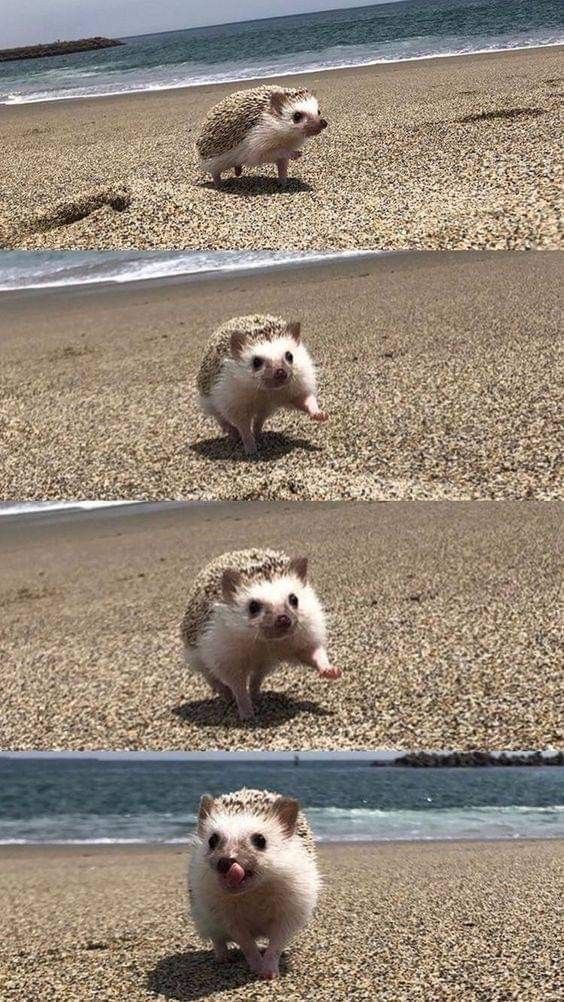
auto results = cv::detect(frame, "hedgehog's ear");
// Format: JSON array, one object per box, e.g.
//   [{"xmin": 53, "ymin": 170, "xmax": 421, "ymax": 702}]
[
  {"xmin": 288, "ymin": 555, "xmax": 308, "ymax": 583},
  {"xmin": 286, "ymin": 321, "xmax": 301, "ymax": 344},
  {"xmin": 198, "ymin": 794, "xmax": 214, "ymax": 835},
  {"xmin": 270, "ymin": 90, "xmax": 287, "ymax": 116},
  {"xmin": 230, "ymin": 330, "xmax": 247, "ymax": 358},
  {"xmin": 221, "ymin": 567, "xmax": 243, "ymax": 603},
  {"xmin": 271, "ymin": 796, "xmax": 299, "ymax": 836}
]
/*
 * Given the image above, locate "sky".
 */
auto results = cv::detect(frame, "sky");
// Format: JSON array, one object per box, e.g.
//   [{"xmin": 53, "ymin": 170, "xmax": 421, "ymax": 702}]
[{"xmin": 2, "ymin": 1, "xmax": 398, "ymax": 49}]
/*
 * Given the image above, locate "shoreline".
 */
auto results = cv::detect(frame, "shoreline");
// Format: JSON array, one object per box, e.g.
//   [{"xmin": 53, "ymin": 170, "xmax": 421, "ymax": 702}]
[
  {"xmin": 0, "ymin": 249, "xmax": 385, "ymax": 298},
  {"xmin": 2, "ymin": 41, "xmax": 562, "ymax": 108},
  {"xmin": 0, "ymin": 834, "xmax": 562, "ymax": 857}
]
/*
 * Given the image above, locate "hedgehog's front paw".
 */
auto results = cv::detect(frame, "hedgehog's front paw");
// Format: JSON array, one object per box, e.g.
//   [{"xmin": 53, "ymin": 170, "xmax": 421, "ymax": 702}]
[
  {"xmin": 318, "ymin": 666, "xmax": 342, "ymax": 680},
  {"xmin": 289, "ymin": 150, "xmax": 303, "ymax": 161},
  {"xmin": 311, "ymin": 410, "xmax": 328, "ymax": 423}
]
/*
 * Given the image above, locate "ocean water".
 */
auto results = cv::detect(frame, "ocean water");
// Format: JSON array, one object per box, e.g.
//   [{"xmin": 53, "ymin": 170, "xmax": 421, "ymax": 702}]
[
  {"xmin": 0, "ymin": 758, "xmax": 562, "ymax": 845},
  {"xmin": 0, "ymin": 250, "xmax": 378, "ymax": 292},
  {"xmin": 0, "ymin": 1, "xmax": 562, "ymax": 104}
]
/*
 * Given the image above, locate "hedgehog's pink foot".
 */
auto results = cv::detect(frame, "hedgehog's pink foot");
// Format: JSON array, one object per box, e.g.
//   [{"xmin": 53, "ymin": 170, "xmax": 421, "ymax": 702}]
[
  {"xmin": 303, "ymin": 645, "xmax": 342, "ymax": 680},
  {"xmin": 295, "ymin": 393, "xmax": 328, "ymax": 422},
  {"xmin": 231, "ymin": 682, "xmax": 255, "ymax": 721},
  {"xmin": 212, "ymin": 172, "xmax": 222, "ymax": 186},
  {"xmin": 234, "ymin": 165, "xmax": 243, "ymax": 177},
  {"xmin": 213, "ymin": 939, "xmax": 229, "ymax": 963},
  {"xmin": 259, "ymin": 954, "xmax": 280, "ymax": 980},
  {"xmin": 238, "ymin": 935, "xmax": 264, "ymax": 975},
  {"xmin": 289, "ymin": 150, "xmax": 303, "ymax": 161},
  {"xmin": 276, "ymin": 158, "xmax": 289, "ymax": 186},
  {"xmin": 235, "ymin": 421, "xmax": 258, "ymax": 457}
]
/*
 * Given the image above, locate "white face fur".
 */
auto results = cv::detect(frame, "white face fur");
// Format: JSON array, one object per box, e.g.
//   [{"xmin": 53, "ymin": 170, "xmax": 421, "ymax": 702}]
[
  {"xmin": 243, "ymin": 335, "xmax": 308, "ymax": 390},
  {"xmin": 279, "ymin": 93, "xmax": 328, "ymax": 139},
  {"xmin": 224, "ymin": 569, "xmax": 322, "ymax": 643},
  {"xmin": 198, "ymin": 797, "xmax": 299, "ymax": 895}
]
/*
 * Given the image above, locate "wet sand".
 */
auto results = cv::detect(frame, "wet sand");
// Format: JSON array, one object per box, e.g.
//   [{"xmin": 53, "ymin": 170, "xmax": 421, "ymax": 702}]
[
  {"xmin": 1, "ymin": 840, "xmax": 562, "ymax": 1000},
  {"xmin": 1, "ymin": 251, "xmax": 562, "ymax": 502},
  {"xmin": 0, "ymin": 500, "xmax": 561, "ymax": 751},
  {"xmin": 0, "ymin": 46, "xmax": 562, "ymax": 250}
]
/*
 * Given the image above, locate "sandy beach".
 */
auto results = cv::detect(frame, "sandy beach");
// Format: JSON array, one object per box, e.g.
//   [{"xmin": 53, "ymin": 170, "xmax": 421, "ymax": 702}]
[
  {"xmin": 0, "ymin": 500, "xmax": 561, "ymax": 751},
  {"xmin": 0, "ymin": 46, "xmax": 562, "ymax": 251},
  {"xmin": 1, "ymin": 251, "xmax": 562, "ymax": 502},
  {"xmin": 1, "ymin": 840, "xmax": 562, "ymax": 1000}
]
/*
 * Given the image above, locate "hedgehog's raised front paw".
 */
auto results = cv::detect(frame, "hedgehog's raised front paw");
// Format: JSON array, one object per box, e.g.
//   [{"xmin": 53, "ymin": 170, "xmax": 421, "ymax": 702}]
[
  {"xmin": 289, "ymin": 150, "xmax": 302, "ymax": 161},
  {"xmin": 311, "ymin": 410, "xmax": 328, "ymax": 422},
  {"xmin": 318, "ymin": 666, "xmax": 342, "ymax": 680}
]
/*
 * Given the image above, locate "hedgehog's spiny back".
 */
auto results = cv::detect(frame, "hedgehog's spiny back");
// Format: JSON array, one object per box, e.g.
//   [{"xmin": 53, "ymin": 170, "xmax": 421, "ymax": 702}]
[
  {"xmin": 196, "ymin": 86, "xmax": 313, "ymax": 160},
  {"xmin": 197, "ymin": 314, "xmax": 290, "ymax": 397},
  {"xmin": 181, "ymin": 547, "xmax": 290, "ymax": 648},
  {"xmin": 215, "ymin": 787, "xmax": 316, "ymax": 856}
]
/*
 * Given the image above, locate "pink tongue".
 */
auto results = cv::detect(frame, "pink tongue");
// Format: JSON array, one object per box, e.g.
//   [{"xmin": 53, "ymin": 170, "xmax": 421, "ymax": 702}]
[{"xmin": 225, "ymin": 861, "xmax": 246, "ymax": 888}]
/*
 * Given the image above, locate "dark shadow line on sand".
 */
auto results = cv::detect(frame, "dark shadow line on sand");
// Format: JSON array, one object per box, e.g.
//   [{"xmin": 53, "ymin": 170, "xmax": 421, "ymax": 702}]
[
  {"xmin": 191, "ymin": 431, "xmax": 322, "ymax": 462},
  {"xmin": 199, "ymin": 175, "xmax": 313, "ymax": 196},
  {"xmin": 171, "ymin": 690, "xmax": 333, "ymax": 729},
  {"xmin": 147, "ymin": 948, "xmax": 281, "ymax": 1000}
]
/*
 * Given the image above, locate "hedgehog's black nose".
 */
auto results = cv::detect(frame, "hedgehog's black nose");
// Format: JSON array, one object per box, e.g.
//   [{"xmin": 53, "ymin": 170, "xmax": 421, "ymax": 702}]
[
  {"xmin": 320, "ymin": 118, "xmax": 328, "ymax": 129},
  {"xmin": 276, "ymin": 614, "xmax": 291, "ymax": 630},
  {"xmin": 274, "ymin": 367, "xmax": 288, "ymax": 383},
  {"xmin": 217, "ymin": 857, "xmax": 236, "ymax": 874}
]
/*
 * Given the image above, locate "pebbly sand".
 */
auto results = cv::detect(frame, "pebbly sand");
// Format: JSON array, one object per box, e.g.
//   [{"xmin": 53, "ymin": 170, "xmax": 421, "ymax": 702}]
[
  {"xmin": 1, "ymin": 840, "xmax": 562, "ymax": 1001},
  {"xmin": 1, "ymin": 252, "xmax": 562, "ymax": 503},
  {"xmin": 0, "ymin": 47, "xmax": 562, "ymax": 251},
  {"xmin": 0, "ymin": 500, "xmax": 561, "ymax": 752}
]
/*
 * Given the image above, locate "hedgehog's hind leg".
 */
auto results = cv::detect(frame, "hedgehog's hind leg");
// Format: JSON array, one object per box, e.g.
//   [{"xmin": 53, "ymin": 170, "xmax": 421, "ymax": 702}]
[
  {"xmin": 200, "ymin": 664, "xmax": 233, "ymax": 703},
  {"xmin": 234, "ymin": 165, "xmax": 243, "ymax": 177},
  {"xmin": 249, "ymin": 663, "xmax": 270, "ymax": 701},
  {"xmin": 212, "ymin": 171, "xmax": 222, "ymax": 186}
]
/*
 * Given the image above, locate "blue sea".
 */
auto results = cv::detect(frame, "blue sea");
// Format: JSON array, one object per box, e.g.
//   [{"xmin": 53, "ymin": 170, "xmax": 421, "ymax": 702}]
[
  {"xmin": 0, "ymin": 757, "xmax": 562, "ymax": 845},
  {"xmin": 0, "ymin": 1, "xmax": 562, "ymax": 104}
]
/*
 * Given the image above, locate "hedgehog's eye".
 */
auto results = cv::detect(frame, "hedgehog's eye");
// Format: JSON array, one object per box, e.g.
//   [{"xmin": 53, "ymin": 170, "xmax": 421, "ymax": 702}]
[
  {"xmin": 248, "ymin": 599, "xmax": 262, "ymax": 617},
  {"xmin": 252, "ymin": 356, "xmax": 263, "ymax": 370},
  {"xmin": 288, "ymin": 593, "xmax": 299, "ymax": 609},
  {"xmin": 285, "ymin": 351, "xmax": 293, "ymax": 364},
  {"xmin": 292, "ymin": 111, "xmax": 303, "ymax": 124},
  {"xmin": 208, "ymin": 833, "xmax": 220, "ymax": 850},
  {"xmin": 251, "ymin": 833, "xmax": 267, "ymax": 850}
]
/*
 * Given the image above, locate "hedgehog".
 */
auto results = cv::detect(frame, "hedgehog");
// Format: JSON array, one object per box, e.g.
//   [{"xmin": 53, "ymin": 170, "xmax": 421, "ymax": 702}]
[
  {"xmin": 197, "ymin": 314, "xmax": 328, "ymax": 455},
  {"xmin": 180, "ymin": 547, "xmax": 341, "ymax": 720},
  {"xmin": 195, "ymin": 85, "xmax": 328, "ymax": 186},
  {"xmin": 189, "ymin": 787, "xmax": 320, "ymax": 980}
]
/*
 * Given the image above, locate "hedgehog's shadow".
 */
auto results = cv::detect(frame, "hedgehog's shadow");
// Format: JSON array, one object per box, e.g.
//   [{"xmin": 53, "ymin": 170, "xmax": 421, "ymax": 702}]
[
  {"xmin": 172, "ymin": 690, "xmax": 332, "ymax": 729},
  {"xmin": 201, "ymin": 175, "xmax": 313, "ymax": 195},
  {"xmin": 147, "ymin": 947, "xmax": 287, "ymax": 1000},
  {"xmin": 191, "ymin": 430, "xmax": 322, "ymax": 462}
]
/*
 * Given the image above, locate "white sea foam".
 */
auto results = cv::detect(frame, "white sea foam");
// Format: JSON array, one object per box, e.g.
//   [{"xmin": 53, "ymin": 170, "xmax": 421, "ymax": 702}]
[
  {"xmin": 0, "ymin": 250, "xmax": 381, "ymax": 292},
  {"xmin": 1, "ymin": 804, "xmax": 562, "ymax": 846}
]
